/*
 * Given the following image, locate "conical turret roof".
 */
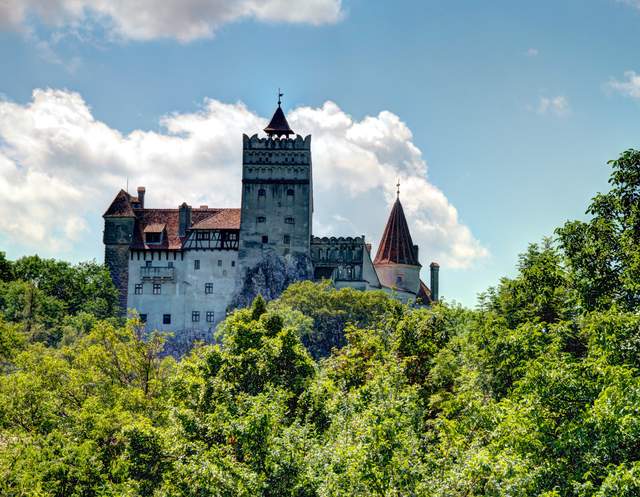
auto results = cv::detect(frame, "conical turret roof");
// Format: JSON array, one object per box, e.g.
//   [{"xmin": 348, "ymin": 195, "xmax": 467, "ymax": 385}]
[
  {"xmin": 264, "ymin": 103, "xmax": 294, "ymax": 137},
  {"xmin": 374, "ymin": 197, "xmax": 421, "ymax": 267}
]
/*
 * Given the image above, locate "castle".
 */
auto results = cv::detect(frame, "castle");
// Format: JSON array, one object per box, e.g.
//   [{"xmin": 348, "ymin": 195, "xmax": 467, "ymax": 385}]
[{"xmin": 103, "ymin": 98, "xmax": 439, "ymax": 337}]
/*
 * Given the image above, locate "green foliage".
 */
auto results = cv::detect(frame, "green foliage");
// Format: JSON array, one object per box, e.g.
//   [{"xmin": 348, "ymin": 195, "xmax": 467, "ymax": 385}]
[{"xmin": 2, "ymin": 150, "xmax": 640, "ymax": 496}]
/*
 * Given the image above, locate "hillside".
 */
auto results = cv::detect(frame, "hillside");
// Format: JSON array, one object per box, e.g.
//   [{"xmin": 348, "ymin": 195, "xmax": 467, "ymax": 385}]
[{"xmin": 0, "ymin": 150, "xmax": 639, "ymax": 496}]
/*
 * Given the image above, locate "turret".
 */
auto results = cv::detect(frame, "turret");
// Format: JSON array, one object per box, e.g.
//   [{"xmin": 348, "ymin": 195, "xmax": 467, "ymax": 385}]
[{"xmin": 103, "ymin": 189, "xmax": 136, "ymax": 314}]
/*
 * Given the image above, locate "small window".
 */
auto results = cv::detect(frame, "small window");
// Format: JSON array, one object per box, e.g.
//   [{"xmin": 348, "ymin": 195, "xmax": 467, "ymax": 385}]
[
  {"xmin": 285, "ymin": 217, "xmax": 295, "ymax": 224},
  {"xmin": 135, "ymin": 284, "xmax": 143, "ymax": 295},
  {"xmin": 145, "ymin": 232, "xmax": 161, "ymax": 244},
  {"xmin": 205, "ymin": 283, "xmax": 213, "ymax": 294},
  {"xmin": 163, "ymin": 314, "xmax": 171, "ymax": 325},
  {"xmin": 206, "ymin": 311, "xmax": 215, "ymax": 323},
  {"xmin": 194, "ymin": 260, "xmax": 200, "ymax": 270},
  {"xmin": 153, "ymin": 283, "xmax": 161, "ymax": 295},
  {"xmin": 283, "ymin": 234, "xmax": 291, "ymax": 245},
  {"xmin": 287, "ymin": 189, "xmax": 294, "ymax": 197},
  {"xmin": 146, "ymin": 261, "xmax": 152, "ymax": 267},
  {"xmin": 257, "ymin": 216, "xmax": 266, "ymax": 223},
  {"xmin": 258, "ymin": 189, "xmax": 266, "ymax": 197},
  {"xmin": 167, "ymin": 261, "xmax": 174, "ymax": 268},
  {"xmin": 196, "ymin": 231, "xmax": 210, "ymax": 241},
  {"xmin": 228, "ymin": 232, "xmax": 238, "ymax": 241},
  {"xmin": 262, "ymin": 235, "xmax": 269, "ymax": 244},
  {"xmin": 140, "ymin": 313, "xmax": 147, "ymax": 323},
  {"xmin": 231, "ymin": 260, "xmax": 236, "ymax": 267},
  {"xmin": 217, "ymin": 260, "xmax": 222, "ymax": 267},
  {"xmin": 192, "ymin": 311, "xmax": 200, "ymax": 323}
]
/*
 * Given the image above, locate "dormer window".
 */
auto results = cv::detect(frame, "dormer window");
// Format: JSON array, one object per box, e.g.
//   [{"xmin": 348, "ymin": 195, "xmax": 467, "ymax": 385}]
[
  {"xmin": 145, "ymin": 232, "xmax": 161, "ymax": 244},
  {"xmin": 144, "ymin": 223, "xmax": 165, "ymax": 244},
  {"xmin": 196, "ymin": 231, "xmax": 210, "ymax": 241}
]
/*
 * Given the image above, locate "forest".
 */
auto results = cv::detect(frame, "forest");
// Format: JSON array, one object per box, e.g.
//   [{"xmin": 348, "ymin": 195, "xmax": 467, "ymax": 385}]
[{"xmin": 0, "ymin": 149, "xmax": 639, "ymax": 496}]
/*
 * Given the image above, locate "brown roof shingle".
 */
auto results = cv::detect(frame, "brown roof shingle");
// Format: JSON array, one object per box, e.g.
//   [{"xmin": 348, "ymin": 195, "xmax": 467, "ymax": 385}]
[{"xmin": 374, "ymin": 198, "xmax": 421, "ymax": 267}]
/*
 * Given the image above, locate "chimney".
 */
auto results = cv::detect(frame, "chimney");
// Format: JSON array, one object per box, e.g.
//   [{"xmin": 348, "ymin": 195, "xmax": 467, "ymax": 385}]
[
  {"xmin": 179, "ymin": 202, "xmax": 192, "ymax": 238},
  {"xmin": 430, "ymin": 262, "xmax": 440, "ymax": 302},
  {"xmin": 137, "ymin": 186, "xmax": 146, "ymax": 208}
]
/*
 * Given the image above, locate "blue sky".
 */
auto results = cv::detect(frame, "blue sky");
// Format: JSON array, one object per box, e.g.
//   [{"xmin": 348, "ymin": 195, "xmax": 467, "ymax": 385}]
[{"xmin": 1, "ymin": 0, "xmax": 640, "ymax": 306}]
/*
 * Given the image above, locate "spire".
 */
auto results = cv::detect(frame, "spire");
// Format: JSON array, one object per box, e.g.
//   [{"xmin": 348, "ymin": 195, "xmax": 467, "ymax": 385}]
[
  {"xmin": 264, "ymin": 89, "xmax": 295, "ymax": 137},
  {"xmin": 374, "ymin": 195, "xmax": 421, "ymax": 267}
]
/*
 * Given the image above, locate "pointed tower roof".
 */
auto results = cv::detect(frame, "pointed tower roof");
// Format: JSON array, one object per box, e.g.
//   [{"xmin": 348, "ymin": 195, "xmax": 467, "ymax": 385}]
[
  {"xmin": 374, "ymin": 195, "xmax": 421, "ymax": 267},
  {"xmin": 103, "ymin": 189, "xmax": 136, "ymax": 217},
  {"xmin": 264, "ymin": 90, "xmax": 295, "ymax": 137}
]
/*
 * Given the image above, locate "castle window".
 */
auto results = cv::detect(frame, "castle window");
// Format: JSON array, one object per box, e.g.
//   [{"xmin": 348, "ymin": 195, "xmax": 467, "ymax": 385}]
[
  {"xmin": 153, "ymin": 283, "xmax": 161, "ymax": 295},
  {"xmin": 206, "ymin": 311, "xmax": 215, "ymax": 323},
  {"xmin": 135, "ymin": 284, "xmax": 143, "ymax": 295},
  {"xmin": 287, "ymin": 189, "xmax": 294, "ymax": 197},
  {"xmin": 168, "ymin": 261, "xmax": 174, "ymax": 268},
  {"xmin": 285, "ymin": 217, "xmax": 295, "ymax": 224},
  {"xmin": 257, "ymin": 216, "xmax": 266, "ymax": 223},
  {"xmin": 145, "ymin": 232, "xmax": 161, "ymax": 244},
  {"xmin": 205, "ymin": 283, "xmax": 213, "ymax": 294},
  {"xmin": 283, "ymin": 234, "xmax": 290, "ymax": 245},
  {"xmin": 196, "ymin": 231, "xmax": 210, "ymax": 241},
  {"xmin": 163, "ymin": 314, "xmax": 171, "ymax": 325},
  {"xmin": 217, "ymin": 260, "xmax": 222, "ymax": 267},
  {"xmin": 194, "ymin": 259, "xmax": 200, "ymax": 270},
  {"xmin": 192, "ymin": 311, "xmax": 200, "ymax": 323},
  {"xmin": 146, "ymin": 261, "xmax": 152, "ymax": 267},
  {"xmin": 140, "ymin": 313, "xmax": 147, "ymax": 323},
  {"xmin": 231, "ymin": 260, "xmax": 236, "ymax": 267},
  {"xmin": 262, "ymin": 235, "xmax": 269, "ymax": 244},
  {"xmin": 228, "ymin": 232, "xmax": 238, "ymax": 240},
  {"xmin": 396, "ymin": 275, "xmax": 403, "ymax": 286},
  {"xmin": 258, "ymin": 188, "xmax": 266, "ymax": 197}
]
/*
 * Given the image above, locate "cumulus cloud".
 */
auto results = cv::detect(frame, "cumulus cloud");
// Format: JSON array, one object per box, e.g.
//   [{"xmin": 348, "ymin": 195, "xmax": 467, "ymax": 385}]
[
  {"xmin": 0, "ymin": 89, "xmax": 488, "ymax": 268},
  {"xmin": 533, "ymin": 95, "xmax": 570, "ymax": 117},
  {"xmin": 0, "ymin": 0, "xmax": 344, "ymax": 41},
  {"xmin": 606, "ymin": 70, "xmax": 640, "ymax": 100}
]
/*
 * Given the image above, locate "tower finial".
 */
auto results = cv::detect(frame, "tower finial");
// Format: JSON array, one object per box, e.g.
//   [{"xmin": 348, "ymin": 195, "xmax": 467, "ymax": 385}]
[
  {"xmin": 278, "ymin": 88, "xmax": 283, "ymax": 107},
  {"xmin": 396, "ymin": 179, "xmax": 400, "ymax": 199}
]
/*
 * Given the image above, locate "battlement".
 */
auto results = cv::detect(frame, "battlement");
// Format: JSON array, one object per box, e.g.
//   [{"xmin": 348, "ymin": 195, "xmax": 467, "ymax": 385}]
[
  {"xmin": 312, "ymin": 236, "xmax": 365, "ymax": 245},
  {"xmin": 243, "ymin": 133, "xmax": 311, "ymax": 150}
]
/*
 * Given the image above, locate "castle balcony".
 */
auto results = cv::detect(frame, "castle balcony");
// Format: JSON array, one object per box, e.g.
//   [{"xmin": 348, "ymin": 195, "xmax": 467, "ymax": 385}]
[{"xmin": 140, "ymin": 266, "xmax": 175, "ymax": 281}]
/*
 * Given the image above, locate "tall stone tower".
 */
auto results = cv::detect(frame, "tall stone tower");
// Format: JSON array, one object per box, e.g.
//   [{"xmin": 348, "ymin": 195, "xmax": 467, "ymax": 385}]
[
  {"xmin": 102, "ymin": 189, "xmax": 138, "ymax": 314},
  {"xmin": 235, "ymin": 97, "xmax": 313, "ymax": 301}
]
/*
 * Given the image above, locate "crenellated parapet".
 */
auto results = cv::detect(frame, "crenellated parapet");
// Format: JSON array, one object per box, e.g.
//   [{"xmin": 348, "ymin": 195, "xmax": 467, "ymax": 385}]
[{"xmin": 243, "ymin": 134, "xmax": 311, "ymax": 166}]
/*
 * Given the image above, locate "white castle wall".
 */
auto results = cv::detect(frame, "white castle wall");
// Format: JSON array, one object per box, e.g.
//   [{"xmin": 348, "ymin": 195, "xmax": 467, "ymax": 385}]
[{"xmin": 126, "ymin": 249, "xmax": 238, "ymax": 335}]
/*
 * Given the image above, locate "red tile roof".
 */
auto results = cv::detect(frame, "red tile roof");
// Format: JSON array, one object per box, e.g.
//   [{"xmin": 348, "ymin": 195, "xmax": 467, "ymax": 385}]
[
  {"xmin": 191, "ymin": 209, "xmax": 241, "ymax": 230},
  {"xmin": 374, "ymin": 198, "xmax": 421, "ymax": 266},
  {"xmin": 104, "ymin": 190, "xmax": 137, "ymax": 217},
  {"xmin": 143, "ymin": 223, "xmax": 166, "ymax": 233},
  {"xmin": 130, "ymin": 208, "xmax": 240, "ymax": 250},
  {"xmin": 417, "ymin": 279, "xmax": 433, "ymax": 304}
]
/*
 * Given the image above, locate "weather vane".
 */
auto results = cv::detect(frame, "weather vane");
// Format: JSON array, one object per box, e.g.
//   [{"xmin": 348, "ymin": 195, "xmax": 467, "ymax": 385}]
[
  {"xmin": 278, "ymin": 88, "xmax": 283, "ymax": 106},
  {"xmin": 396, "ymin": 179, "xmax": 400, "ymax": 198}
]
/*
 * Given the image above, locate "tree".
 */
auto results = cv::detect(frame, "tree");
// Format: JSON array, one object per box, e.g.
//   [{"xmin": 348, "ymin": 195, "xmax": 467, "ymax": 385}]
[{"xmin": 557, "ymin": 149, "xmax": 640, "ymax": 311}]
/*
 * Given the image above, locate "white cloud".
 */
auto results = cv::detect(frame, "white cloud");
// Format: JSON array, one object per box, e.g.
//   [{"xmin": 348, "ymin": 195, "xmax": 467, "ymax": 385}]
[
  {"xmin": 0, "ymin": 0, "xmax": 344, "ymax": 42},
  {"xmin": 0, "ymin": 89, "xmax": 488, "ymax": 269},
  {"xmin": 526, "ymin": 48, "xmax": 539, "ymax": 57},
  {"xmin": 606, "ymin": 70, "xmax": 640, "ymax": 100},
  {"xmin": 533, "ymin": 95, "xmax": 570, "ymax": 117}
]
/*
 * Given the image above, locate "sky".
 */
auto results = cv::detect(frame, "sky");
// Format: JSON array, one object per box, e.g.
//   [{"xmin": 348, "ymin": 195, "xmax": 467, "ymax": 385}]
[{"xmin": 1, "ymin": 0, "xmax": 640, "ymax": 307}]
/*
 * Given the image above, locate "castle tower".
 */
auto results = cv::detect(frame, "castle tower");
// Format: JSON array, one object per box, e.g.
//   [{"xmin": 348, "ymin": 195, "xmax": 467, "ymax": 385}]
[
  {"xmin": 236, "ymin": 95, "xmax": 313, "ymax": 292},
  {"xmin": 103, "ymin": 189, "xmax": 138, "ymax": 314},
  {"xmin": 373, "ymin": 188, "xmax": 422, "ymax": 297}
]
